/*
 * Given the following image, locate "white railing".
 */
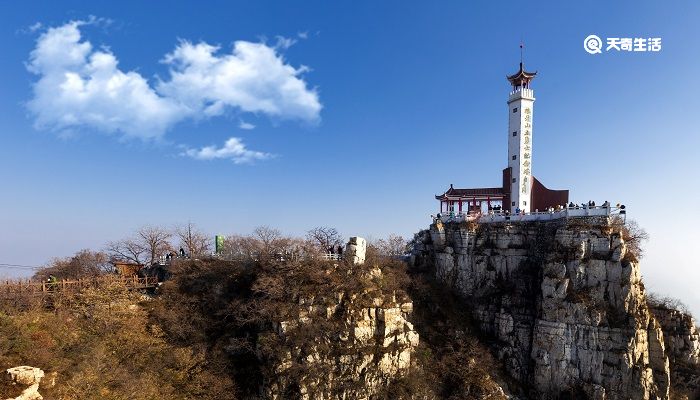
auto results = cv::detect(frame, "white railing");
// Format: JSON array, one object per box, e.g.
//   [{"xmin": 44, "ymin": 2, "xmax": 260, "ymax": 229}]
[
  {"xmin": 509, "ymin": 88, "xmax": 534, "ymax": 100},
  {"xmin": 436, "ymin": 205, "xmax": 622, "ymax": 224},
  {"xmin": 321, "ymin": 253, "xmax": 341, "ymax": 261}
]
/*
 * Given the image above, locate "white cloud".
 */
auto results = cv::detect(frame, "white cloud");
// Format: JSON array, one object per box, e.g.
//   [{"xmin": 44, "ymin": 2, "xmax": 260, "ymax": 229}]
[
  {"xmin": 28, "ymin": 22, "xmax": 43, "ymax": 33},
  {"xmin": 26, "ymin": 20, "xmax": 321, "ymax": 141},
  {"xmin": 239, "ymin": 120, "xmax": 255, "ymax": 130},
  {"xmin": 183, "ymin": 137, "xmax": 272, "ymax": 164},
  {"xmin": 158, "ymin": 39, "xmax": 321, "ymax": 123},
  {"xmin": 274, "ymin": 35, "xmax": 297, "ymax": 50},
  {"xmin": 27, "ymin": 21, "xmax": 185, "ymax": 139}
]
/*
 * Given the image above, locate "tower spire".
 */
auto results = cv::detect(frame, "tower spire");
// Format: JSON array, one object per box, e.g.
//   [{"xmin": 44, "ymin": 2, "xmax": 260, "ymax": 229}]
[
  {"xmin": 507, "ymin": 48, "xmax": 537, "ymax": 90},
  {"xmin": 520, "ymin": 41, "xmax": 523, "ymax": 66}
]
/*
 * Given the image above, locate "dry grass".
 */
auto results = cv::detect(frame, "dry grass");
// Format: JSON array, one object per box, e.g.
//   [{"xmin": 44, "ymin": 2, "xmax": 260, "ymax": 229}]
[{"xmin": 0, "ymin": 282, "xmax": 234, "ymax": 400}]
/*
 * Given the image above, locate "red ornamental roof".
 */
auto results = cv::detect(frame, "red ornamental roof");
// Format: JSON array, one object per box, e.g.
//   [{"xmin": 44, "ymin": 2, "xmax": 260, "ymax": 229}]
[
  {"xmin": 507, "ymin": 62, "xmax": 537, "ymax": 87},
  {"xmin": 435, "ymin": 185, "xmax": 504, "ymax": 199}
]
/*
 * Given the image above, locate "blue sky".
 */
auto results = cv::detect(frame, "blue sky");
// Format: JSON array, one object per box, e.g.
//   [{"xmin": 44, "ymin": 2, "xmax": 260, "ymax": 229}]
[{"xmin": 1, "ymin": 1, "xmax": 699, "ymax": 312}]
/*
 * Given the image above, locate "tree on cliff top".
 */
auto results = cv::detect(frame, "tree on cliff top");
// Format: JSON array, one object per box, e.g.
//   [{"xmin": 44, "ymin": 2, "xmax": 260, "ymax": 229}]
[
  {"xmin": 372, "ymin": 234, "xmax": 408, "ymax": 257},
  {"xmin": 176, "ymin": 222, "xmax": 211, "ymax": 257},
  {"xmin": 306, "ymin": 226, "xmax": 343, "ymax": 251},
  {"xmin": 106, "ymin": 225, "xmax": 173, "ymax": 265},
  {"xmin": 611, "ymin": 218, "xmax": 649, "ymax": 262},
  {"xmin": 33, "ymin": 249, "xmax": 111, "ymax": 281}
]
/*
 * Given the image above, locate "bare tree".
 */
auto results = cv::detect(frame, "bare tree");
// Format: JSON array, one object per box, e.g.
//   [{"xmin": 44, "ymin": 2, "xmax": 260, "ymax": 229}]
[
  {"xmin": 621, "ymin": 219, "xmax": 649, "ymax": 261},
  {"xmin": 647, "ymin": 292, "xmax": 691, "ymax": 314},
  {"xmin": 221, "ymin": 234, "xmax": 258, "ymax": 260},
  {"xmin": 611, "ymin": 217, "xmax": 649, "ymax": 261},
  {"xmin": 105, "ymin": 238, "xmax": 147, "ymax": 265},
  {"xmin": 138, "ymin": 226, "xmax": 173, "ymax": 264},
  {"xmin": 288, "ymin": 237, "xmax": 322, "ymax": 260},
  {"xmin": 176, "ymin": 222, "xmax": 211, "ymax": 257},
  {"xmin": 306, "ymin": 226, "xmax": 342, "ymax": 252},
  {"xmin": 33, "ymin": 249, "xmax": 111, "ymax": 281},
  {"xmin": 252, "ymin": 226, "xmax": 285, "ymax": 257},
  {"xmin": 374, "ymin": 234, "xmax": 407, "ymax": 257},
  {"xmin": 107, "ymin": 226, "xmax": 173, "ymax": 265}
]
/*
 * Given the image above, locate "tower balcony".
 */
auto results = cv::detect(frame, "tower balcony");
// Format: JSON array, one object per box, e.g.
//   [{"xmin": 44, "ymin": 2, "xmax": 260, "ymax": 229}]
[{"xmin": 508, "ymin": 88, "xmax": 535, "ymax": 102}]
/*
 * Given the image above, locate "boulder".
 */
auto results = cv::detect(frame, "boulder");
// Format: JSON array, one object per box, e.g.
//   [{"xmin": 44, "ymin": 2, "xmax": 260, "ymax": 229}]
[{"xmin": 4, "ymin": 366, "xmax": 45, "ymax": 400}]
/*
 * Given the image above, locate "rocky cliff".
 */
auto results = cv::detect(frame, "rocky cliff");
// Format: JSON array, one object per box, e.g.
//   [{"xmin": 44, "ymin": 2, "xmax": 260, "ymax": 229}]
[
  {"xmin": 650, "ymin": 303, "xmax": 700, "ymax": 399},
  {"xmin": 149, "ymin": 248, "xmax": 424, "ymax": 400},
  {"xmin": 265, "ymin": 266, "xmax": 419, "ymax": 399},
  {"xmin": 411, "ymin": 217, "xmax": 700, "ymax": 399}
]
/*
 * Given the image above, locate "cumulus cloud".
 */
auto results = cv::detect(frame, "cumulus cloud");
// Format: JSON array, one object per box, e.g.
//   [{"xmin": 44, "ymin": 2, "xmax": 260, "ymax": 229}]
[
  {"xmin": 26, "ymin": 20, "xmax": 321, "ymax": 141},
  {"xmin": 27, "ymin": 21, "xmax": 182, "ymax": 139},
  {"xmin": 158, "ymin": 40, "xmax": 321, "ymax": 122},
  {"xmin": 183, "ymin": 137, "xmax": 272, "ymax": 164}
]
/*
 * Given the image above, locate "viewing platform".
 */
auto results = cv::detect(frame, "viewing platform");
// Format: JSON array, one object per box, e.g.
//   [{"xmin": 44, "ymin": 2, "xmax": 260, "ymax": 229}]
[{"xmin": 436, "ymin": 205, "xmax": 624, "ymax": 224}]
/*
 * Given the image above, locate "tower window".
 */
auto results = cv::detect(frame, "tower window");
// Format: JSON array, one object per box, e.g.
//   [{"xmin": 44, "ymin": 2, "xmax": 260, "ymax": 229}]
[
  {"xmin": 512, "ymin": 178, "xmax": 516, "ymax": 183},
  {"xmin": 512, "ymin": 155, "xmax": 517, "ymax": 160},
  {"xmin": 512, "ymin": 107, "xmax": 518, "ymax": 113},
  {"xmin": 512, "ymin": 131, "xmax": 517, "ymax": 136},
  {"xmin": 523, "ymin": 201, "xmax": 527, "ymax": 206},
  {"xmin": 511, "ymin": 202, "xmax": 516, "ymax": 206}
]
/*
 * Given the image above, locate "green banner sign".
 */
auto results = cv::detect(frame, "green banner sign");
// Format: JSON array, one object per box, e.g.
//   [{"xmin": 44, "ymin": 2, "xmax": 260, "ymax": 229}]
[{"xmin": 215, "ymin": 235, "xmax": 225, "ymax": 254}]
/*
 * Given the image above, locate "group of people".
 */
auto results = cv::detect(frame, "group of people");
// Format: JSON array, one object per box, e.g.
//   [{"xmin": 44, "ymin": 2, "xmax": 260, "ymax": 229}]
[
  {"xmin": 164, "ymin": 248, "xmax": 188, "ymax": 262},
  {"xmin": 327, "ymin": 245, "xmax": 344, "ymax": 256},
  {"xmin": 432, "ymin": 199, "xmax": 626, "ymax": 221},
  {"xmin": 566, "ymin": 200, "xmax": 611, "ymax": 210}
]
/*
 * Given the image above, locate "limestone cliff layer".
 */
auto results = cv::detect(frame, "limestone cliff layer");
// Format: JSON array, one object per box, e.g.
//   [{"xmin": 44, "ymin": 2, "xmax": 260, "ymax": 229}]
[
  {"xmin": 265, "ymin": 267, "xmax": 419, "ymax": 400},
  {"xmin": 411, "ymin": 218, "xmax": 699, "ymax": 399}
]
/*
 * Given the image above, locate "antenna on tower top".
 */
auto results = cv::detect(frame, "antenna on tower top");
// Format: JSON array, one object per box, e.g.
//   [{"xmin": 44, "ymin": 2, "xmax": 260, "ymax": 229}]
[{"xmin": 520, "ymin": 41, "xmax": 524, "ymax": 66}]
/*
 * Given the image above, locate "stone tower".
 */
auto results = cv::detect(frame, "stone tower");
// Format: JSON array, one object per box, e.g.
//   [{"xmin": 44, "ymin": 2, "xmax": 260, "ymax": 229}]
[{"xmin": 506, "ymin": 62, "xmax": 537, "ymax": 214}]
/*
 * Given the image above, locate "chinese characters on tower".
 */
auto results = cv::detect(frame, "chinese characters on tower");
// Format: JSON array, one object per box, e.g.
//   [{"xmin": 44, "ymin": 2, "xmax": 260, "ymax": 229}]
[{"xmin": 522, "ymin": 107, "xmax": 531, "ymax": 194}]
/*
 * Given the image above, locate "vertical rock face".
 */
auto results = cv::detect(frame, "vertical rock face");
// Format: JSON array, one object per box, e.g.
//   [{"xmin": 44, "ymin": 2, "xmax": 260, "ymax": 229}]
[
  {"xmin": 265, "ymin": 267, "xmax": 419, "ymax": 400},
  {"xmin": 410, "ymin": 219, "xmax": 697, "ymax": 399},
  {"xmin": 649, "ymin": 305, "xmax": 700, "ymax": 398}
]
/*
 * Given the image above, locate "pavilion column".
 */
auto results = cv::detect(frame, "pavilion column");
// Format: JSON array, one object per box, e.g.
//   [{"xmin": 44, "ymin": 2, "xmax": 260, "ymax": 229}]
[{"xmin": 458, "ymin": 199, "xmax": 463, "ymax": 214}]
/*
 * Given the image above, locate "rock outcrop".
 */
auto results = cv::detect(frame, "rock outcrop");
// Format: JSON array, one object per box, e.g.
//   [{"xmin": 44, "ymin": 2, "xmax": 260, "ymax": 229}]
[
  {"xmin": 265, "ymin": 266, "xmax": 419, "ymax": 399},
  {"xmin": 3, "ymin": 367, "xmax": 45, "ymax": 400},
  {"xmin": 411, "ymin": 218, "xmax": 699, "ymax": 399},
  {"xmin": 345, "ymin": 236, "xmax": 368, "ymax": 265},
  {"xmin": 650, "ymin": 304, "xmax": 700, "ymax": 399}
]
